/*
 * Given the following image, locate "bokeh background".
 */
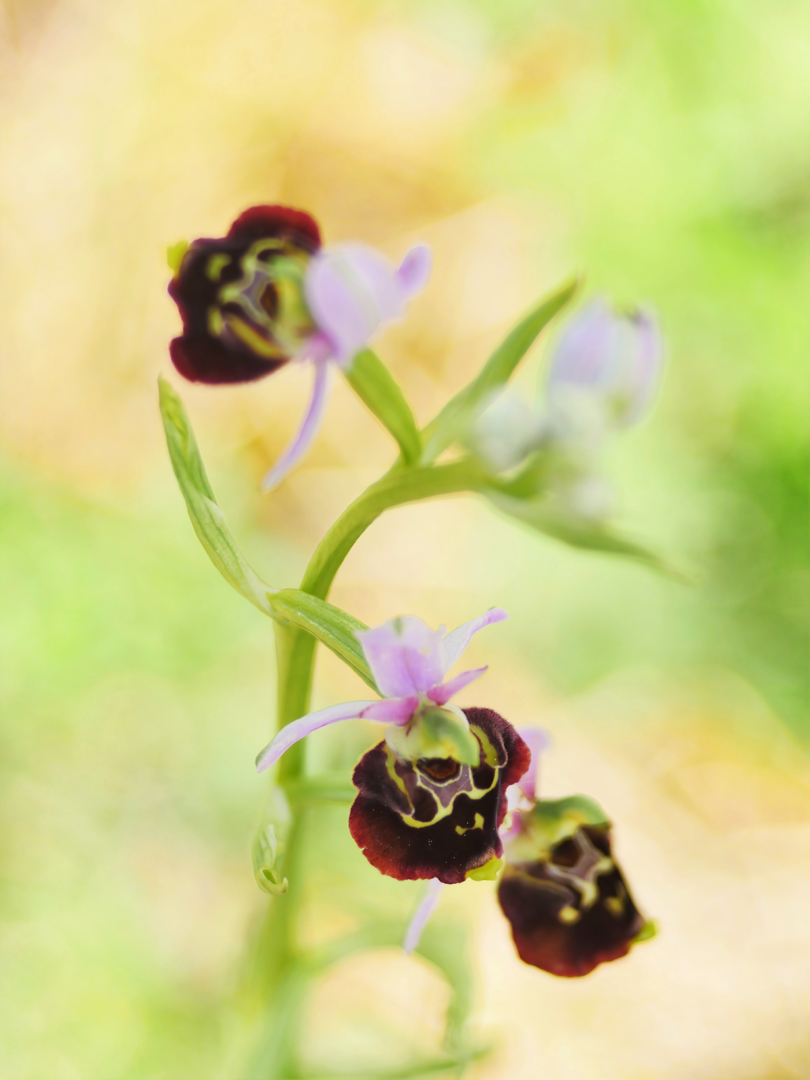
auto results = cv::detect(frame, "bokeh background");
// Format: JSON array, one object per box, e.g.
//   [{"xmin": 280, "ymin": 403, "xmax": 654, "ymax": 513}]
[{"xmin": 1, "ymin": 0, "xmax": 809, "ymax": 1076}]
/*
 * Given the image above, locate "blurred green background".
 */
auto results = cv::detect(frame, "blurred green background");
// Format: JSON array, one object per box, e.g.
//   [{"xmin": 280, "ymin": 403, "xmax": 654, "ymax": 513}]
[{"xmin": 1, "ymin": 0, "xmax": 808, "ymax": 1076}]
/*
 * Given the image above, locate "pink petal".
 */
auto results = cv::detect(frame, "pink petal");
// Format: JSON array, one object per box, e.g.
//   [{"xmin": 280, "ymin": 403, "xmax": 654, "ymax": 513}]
[
  {"xmin": 396, "ymin": 244, "xmax": 432, "ymax": 298},
  {"xmin": 516, "ymin": 727, "xmax": 551, "ymax": 802},
  {"xmin": 358, "ymin": 616, "xmax": 446, "ymax": 698},
  {"xmin": 440, "ymin": 608, "xmax": 508, "ymax": 675},
  {"xmin": 261, "ymin": 359, "xmax": 332, "ymax": 491},
  {"xmin": 548, "ymin": 298, "xmax": 616, "ymax": 392},
  {"xmin": 359, "ymin": 696, "xmax": 419, "ymax": 724},
  {"xmin": 305, "ymin": 243, "xmax": 406, "ymax": 366},
  {"xmin": 255, "ymin": 699, "xmax": 380, "ymax": 773},
  {"xmin": 426, "ymin": 666, "xmax": 487, "ymax": 706},
  {"xmin": 403, "ymin": 878, "xmax": 444, "ymax": 955}
]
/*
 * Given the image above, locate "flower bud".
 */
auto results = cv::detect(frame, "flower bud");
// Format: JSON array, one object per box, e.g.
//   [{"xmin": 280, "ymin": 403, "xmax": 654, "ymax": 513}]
[{"xmin": 547, "ymin": 299, "xmax": 663, "ymax": 428}]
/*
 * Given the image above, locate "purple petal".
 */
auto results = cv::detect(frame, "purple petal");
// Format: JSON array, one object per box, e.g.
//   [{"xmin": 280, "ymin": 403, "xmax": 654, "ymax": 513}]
[
  {"xmin": 358, "ymin": 616, "xmax": 446, "ymax": 698},
  {"xmin": 304, "ymin": 243, "xmax": 408, "ymax": 366},
  {"xmin": 516, "ymin": 727, "xmax": 551, "ymax": 802},
  {"xmin": 426, "ymin": 666, "xmax": 487, "ymax": 706},
  {"xmin": 548, "ymin": 298, "xmax": 616, "ymax": 393},
  {"xmin": 360, "ymin": 695, "xmax": 419, "ymax": 724},
  {"xmin": 403, "ymin": 878, "xmax": 444, "ymax": 954},
  {"xmin": 261, "ymin": 359, "xmax": 331, "ymax": 491},
  {"xmin": 255, "ymin": 698, "xmax": 380, "ymax": 773},
  {"xmin": 396, "ymin": 244, "xmax": 432, "ymax": 298},
  {"xmin": 440, "ymin": 608, "xmax": 508, "ymax": 675}
]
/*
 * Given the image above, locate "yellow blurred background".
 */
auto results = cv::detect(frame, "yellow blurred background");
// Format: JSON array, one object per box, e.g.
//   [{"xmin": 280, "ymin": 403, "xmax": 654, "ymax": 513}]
[{"xmin": 1, "ymin": 0, "xmax": 809, "ymax": 1077}]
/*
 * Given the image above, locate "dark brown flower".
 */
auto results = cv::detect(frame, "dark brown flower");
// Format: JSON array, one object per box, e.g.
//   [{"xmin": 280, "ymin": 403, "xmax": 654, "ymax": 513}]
[
  {"xmin": 497, "ymin": 796, "xmax": 648, "ymax": 977},
  {"xmin": 168, "ymin": 205, "xmax": 321, "ymax": 384},
  {"xmin": 348, "ymin": 707, "xmax": 530, "ymax": 885}
]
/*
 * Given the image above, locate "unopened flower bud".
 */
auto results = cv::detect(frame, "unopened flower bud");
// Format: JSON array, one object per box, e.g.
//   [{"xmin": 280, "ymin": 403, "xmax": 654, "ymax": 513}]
[{"xmin": 547, "ymin": 299, "xmax": 663, "ymax": 428}]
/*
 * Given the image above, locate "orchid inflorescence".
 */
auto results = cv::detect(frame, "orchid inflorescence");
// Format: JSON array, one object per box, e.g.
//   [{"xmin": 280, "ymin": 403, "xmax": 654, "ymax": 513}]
[{"xmin": 161, "ymin": 204, "xmax": 664, "ymax": 1070}]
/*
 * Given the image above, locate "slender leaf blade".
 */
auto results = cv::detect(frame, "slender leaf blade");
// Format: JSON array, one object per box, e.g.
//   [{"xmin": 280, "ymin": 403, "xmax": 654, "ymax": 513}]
[
  {"xmin": 158, "ymin": 375, "xmax": 274, "ymax": 613},
  {"xmin": 344, "ymin": 349, "xmax": 422, "ymax": 465},
  {"xmin": 269, "ymin": 588, "xmax": 378, "ymax": 690},
  {"xmin": 485, "ymin": 489, "xmax": 688, "ymax": 580},
  {"xmin": 421, "ymin": 276, "xmax": 580, "ymax": 463}
]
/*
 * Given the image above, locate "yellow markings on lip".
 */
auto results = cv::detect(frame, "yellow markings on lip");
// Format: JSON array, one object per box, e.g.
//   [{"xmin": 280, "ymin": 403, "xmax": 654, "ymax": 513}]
[
  {"xmin": 208, "ymin": 307, "xmax": 224, "ymax": 336},
  {"xmin": 469, "ymin": 724, "xmax": 499, "ymax": 769},
  {"xmin": 222, "ymin": 313, "xmax": 285, "ymax": 359},
  {"xmin": 558, "ymin": 905, "xmax": 581, "ymax": 924},
  {"xmin": 205, "ymin": 254, "xmax": 231, "ymax": 281},
  {"xmin": 604, "ymin": 896, "xmax": 625, "ymax": 916},
  {"xmin": 455, "ymin": 813, "xmax": 484, "ymax": 836}
]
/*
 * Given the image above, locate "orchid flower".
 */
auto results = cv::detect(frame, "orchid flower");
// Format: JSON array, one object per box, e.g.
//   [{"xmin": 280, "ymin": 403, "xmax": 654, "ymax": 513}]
[
  {"xmin": 496, "ymin": 730, "xmax": 652, "ymax": 978},
  {"xmin": 255, "ymin": 609, "xmax": 533, "ymax": 886},
  {"xmin": 167, "ymin": 204, "xmax": 431, "ymax": 489}
]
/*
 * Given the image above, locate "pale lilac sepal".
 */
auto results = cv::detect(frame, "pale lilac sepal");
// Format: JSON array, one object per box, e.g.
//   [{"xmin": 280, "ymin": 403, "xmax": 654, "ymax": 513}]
[
  {"xmin": 516, "ymin": 727, "xmax": 551, "ymax": 802},
  {"xmin": 358, "ymin": 616, "xmax": 446, "ymax": 698},
  {"xmin": 426, "ymin": 666, "xmax": 487, "ymax": 706},
  {"xmin": 305, "ymin": 242, "xmax": 431, "ymax": 366},
  {"xmin": 360, "ymin": 695, "xmax": 419, "ymax": 723},
  {"xmin": 396, "ymin": 244, "xmax": 432, "ymax": 297},
  {"xmin": 255, "ymin": 699, "xmax": 379, "ymax": 773},
  {"xmin": 548, "ymin": 299, "xmax": 615, "ymax": 393},
  {"xmin": 441, "ymin": 608, "xmax": 508, "ymax": 673},
  {"xmin": 403, "ymin": 878, "xmax": 444, "ymax": 955},
  {"xmin": 261, "ymin": 359, "xmax": 332, "ymax": 491}
]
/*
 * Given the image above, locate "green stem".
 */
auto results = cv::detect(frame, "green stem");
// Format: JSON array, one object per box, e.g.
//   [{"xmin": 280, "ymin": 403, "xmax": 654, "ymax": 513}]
[
  {"xmin": 275, "ymin": 457, "xmax": 485, "ymax": 782},
  {"xmin": 255, "ymin": 455, "xmax": 487, "ymax": 1076}
]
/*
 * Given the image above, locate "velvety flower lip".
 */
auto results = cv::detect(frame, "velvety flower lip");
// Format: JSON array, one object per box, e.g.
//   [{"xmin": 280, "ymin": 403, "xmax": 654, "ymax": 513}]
[
  {"xmin": 498, "ymin": 795, "xmax": 648, "ymax": 977},
  {"xmin": 349, "ymin": 707, "xmax": 531, "ymax": 884},
  {"xmin": 255, "ymin": 608, "xmax": 508, "ymax": 773},
  {"xmin": 168, "ymin": 205, "xmax": 322, "ymax": 385},
  {"xmin": 168, "ymin": 205, "xmax": 432, "ymax": 489}
]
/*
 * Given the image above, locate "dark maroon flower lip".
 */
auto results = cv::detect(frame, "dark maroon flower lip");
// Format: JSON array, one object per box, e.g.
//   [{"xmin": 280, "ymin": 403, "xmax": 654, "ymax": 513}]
[
  {"xmin": 167, "ymin": 205, "xmax": 321, "ymax": 385},
  {"xmin": 348, "ymin": 707, "xmax": 530, "ymax": 885},
  {"xmin": 498, "ymin": 820, "xmax": 646, "ymax": 977}
]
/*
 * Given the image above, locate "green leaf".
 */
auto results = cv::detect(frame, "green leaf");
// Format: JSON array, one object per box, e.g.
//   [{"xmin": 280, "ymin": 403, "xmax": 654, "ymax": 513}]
[
  {"xmin": 158, "ymin": 375, "xmax": 274, "ymax": 613},
  {"xmin": 484, "ymin": 488, "xmax": 687, "ymax": 579},
  {"xmin": 269, "ymin": 588, "xmax": 378, "ymax": 690},
  {"xmin": 251, "ymin": 787, "xmax": 292, "ymax": 895},
  {"xmin": 344, "ymin": 349, "xmax": 422, "ymax": 465},
  {"xmin": 421, "ymin": 275, "xmax": 580, "ymax": 463}
]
